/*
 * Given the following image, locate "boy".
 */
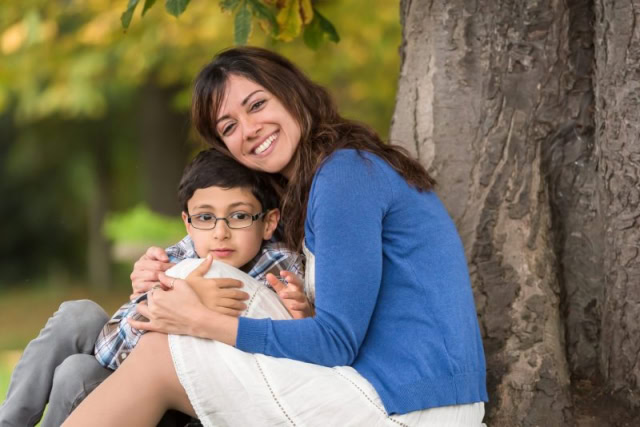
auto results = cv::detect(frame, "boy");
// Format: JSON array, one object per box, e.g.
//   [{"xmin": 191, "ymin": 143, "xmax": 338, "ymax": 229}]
[
  {"xmin": 95, "ymin": 149, "xmax": 309, "ymax": 370},
  {"xmin": 0, "ymin": 149, "xmax": 309, "ymax": 427}
]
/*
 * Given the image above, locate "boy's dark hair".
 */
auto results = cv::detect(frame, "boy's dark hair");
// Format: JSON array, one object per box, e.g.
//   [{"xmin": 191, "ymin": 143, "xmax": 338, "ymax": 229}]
[{"xmin": 178, "ymin": 149, "xmax": 281, "ymax": 216}]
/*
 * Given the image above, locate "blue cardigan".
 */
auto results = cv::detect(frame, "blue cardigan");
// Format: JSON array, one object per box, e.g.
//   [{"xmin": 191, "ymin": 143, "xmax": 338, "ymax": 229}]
[{"xmin": 237, "ymin": 149, "xmax": 488, "ymax": 414}]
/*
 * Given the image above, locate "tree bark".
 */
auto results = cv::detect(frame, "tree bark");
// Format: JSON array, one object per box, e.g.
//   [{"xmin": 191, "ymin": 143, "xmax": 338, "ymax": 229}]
[
  {"xmin": 391, "ymin": 0, "xmax": 604, "ymax": 424},
  {"xmin": 595, "ymin": 0, "xmax": 640, "ymax": 407}
]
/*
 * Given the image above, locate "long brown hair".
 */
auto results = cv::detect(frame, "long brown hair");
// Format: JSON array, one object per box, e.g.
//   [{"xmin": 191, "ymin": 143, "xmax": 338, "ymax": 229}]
[{"xmin": 192, "ymin": 46, "xmax": 435, "ymax": 251}]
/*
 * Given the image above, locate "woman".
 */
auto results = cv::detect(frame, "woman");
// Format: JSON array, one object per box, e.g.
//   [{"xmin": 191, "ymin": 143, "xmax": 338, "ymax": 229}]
[{"xmin": 64, "ymin": 47, "xmax": 488, "ymax": 426}]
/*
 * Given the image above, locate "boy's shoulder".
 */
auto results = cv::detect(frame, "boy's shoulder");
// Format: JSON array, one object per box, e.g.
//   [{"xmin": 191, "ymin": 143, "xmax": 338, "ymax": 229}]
[
  {"xmin": 261, "ymin": 241, "xmax": 299, "ymax": 256},
  {"xmin": 246, "ymin": 241, "xmax": 304, "ymax": 282},
  {"xmin": 166, "ymin": 235, "xmax": 198, "ymax": 262}
]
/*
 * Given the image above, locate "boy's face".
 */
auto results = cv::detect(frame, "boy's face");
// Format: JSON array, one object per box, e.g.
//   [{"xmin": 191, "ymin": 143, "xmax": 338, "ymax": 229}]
[{"xmin": 182, "ymin": 185, "xmax": 279, "ymax": 269}]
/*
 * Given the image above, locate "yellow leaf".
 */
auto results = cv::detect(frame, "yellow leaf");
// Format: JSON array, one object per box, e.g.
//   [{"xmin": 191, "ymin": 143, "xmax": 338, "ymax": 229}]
[
  {"xmin": 299, "ymin": 0, "xmax": 313, "ymax": 25},
  {"xmin": 1, "ymin": 22, "xmax": 27, "ymax": 54},
  {"xmin": 79, "ymin": 12, "xmax": 119, "ymax": 45},
  {"xmin": 276, "ymin": 0, "xmax": 302, "ymax": 42}
]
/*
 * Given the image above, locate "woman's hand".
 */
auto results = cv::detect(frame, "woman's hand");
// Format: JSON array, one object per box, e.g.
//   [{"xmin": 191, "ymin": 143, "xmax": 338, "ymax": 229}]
[
  {"xmin": 130, "ymin": 273, "xmax": 240, "ymax": 346},
  {"xmin": 185, "ymin": 255, "xmax": 250, "ymax": 316},
  {"xmin": 267, "ymin": 271, "xmax": 314, "ymax": 319},
  {"xmin": 130, "ymin": 277, "xmax": 207, "ymax": 336},
  {"xmin": 130, "ymin": 246, "xmax": 175, "ymax": 300}
]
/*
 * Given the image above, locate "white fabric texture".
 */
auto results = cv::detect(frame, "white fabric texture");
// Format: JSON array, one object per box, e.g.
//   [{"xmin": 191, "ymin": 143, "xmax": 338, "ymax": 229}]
[{"xmin": 166, "ymin": 259, "xmax": 485, "ymax": 427}]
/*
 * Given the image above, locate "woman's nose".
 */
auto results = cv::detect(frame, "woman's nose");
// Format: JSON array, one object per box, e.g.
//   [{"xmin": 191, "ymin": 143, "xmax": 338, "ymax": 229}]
[{"xmin": 242, "ymin": 116, "xmax": 262, "ymax": 140}]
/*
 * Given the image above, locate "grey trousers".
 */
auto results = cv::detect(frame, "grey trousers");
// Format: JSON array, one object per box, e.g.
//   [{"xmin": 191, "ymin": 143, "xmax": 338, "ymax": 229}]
[
  {"xmin": 0, "ymin": 299, "xmax": 111, "ymax": 427},
  {"xmin": 0, "ymin": 300, "xmax": 197, "ymax": 427}
]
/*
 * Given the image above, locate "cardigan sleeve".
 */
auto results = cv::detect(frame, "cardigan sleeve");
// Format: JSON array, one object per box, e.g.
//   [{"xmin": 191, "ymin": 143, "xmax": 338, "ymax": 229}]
[{"xmin": 236, "ymin": 150, "xmax": 393, "ymax": 366}]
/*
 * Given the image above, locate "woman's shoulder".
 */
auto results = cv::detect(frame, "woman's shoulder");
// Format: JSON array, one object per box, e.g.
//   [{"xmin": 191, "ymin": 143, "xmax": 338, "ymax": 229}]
[
  {"xmin": 318, "ymin": 149, "xmax": 388, "ymax": 175},
  {"xmin": 309, "ymin": 149, "xmax": 395, "ymax": 205}
]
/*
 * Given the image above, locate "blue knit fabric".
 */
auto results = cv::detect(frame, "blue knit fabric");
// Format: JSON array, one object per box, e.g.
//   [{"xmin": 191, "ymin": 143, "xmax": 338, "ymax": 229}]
[{"xmin": 237, "ymin": 149, "xmax": 488, "ymax": 414}]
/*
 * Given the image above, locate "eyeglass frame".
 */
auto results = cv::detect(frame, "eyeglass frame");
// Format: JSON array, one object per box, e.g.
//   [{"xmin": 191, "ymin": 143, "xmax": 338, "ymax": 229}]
[{"xmin": 187, "ymin": 210, "xmax": 268, "ymax": 230}]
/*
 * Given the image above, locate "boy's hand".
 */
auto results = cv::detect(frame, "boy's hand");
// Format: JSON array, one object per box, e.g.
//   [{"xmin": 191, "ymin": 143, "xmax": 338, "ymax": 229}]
[
  {"xmin": 186, "ymin": 255, "xmax": 249, "ymax": 317},
  {"xmin": 130, "ymin": 246, "xmax": 175, "ymax": 300},
  {"xmin": 267, "ymin": 271, "xmax": 314, "ymax": 319}
]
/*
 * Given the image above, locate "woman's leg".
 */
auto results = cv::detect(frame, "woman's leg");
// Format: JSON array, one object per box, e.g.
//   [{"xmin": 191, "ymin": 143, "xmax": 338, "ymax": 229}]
[{"xmin": 62, "ymin": 333, "xmax": 195, "ymax": 427}]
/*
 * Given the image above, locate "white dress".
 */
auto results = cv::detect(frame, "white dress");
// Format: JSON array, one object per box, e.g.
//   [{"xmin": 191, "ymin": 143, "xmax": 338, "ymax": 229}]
[{"xmin": 166, "ymin": 257, "xmax": 485, "ymax": 427}]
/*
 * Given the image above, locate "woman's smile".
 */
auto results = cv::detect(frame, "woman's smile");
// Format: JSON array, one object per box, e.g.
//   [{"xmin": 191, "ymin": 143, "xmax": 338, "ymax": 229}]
[
  {"xmin": 252, "ymin": 130, "xmax": 279, "ymax": 155},
  {"xmin": 216, "ymin": 75, "xmax": 301, "ymax": 178}
]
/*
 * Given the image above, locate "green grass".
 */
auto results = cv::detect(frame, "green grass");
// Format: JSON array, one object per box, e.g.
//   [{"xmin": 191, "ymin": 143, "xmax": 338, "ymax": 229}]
[
  {"xmin": 1, "ymin": 350, "xmax": 20, "ymax": 400},
  {"xmin": 0, "ymin": 283, "xmax": 132, "ymax": 421},
  {"xmin": 1, "ymin": 349, "xmax": 42, "ymax": 425}
]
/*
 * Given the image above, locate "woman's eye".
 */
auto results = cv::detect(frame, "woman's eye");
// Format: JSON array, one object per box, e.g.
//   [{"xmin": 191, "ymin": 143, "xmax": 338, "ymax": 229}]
[
  {"xmin": 250, "ymin": 100, "xmax": 265, "ymax": 111},
  {"xmin": 221, "ymin": 123, "xmax": 235, "ymax": 136}
]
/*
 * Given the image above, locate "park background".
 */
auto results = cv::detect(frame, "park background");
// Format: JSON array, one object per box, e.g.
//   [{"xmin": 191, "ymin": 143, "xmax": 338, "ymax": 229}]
[
  {"xmin": 0, "ymin": 0, "xmax": 401, "ymax": 413},
  {"xmin": 3, "ymin": 1, "xmax": 640, "ymax": 426}
]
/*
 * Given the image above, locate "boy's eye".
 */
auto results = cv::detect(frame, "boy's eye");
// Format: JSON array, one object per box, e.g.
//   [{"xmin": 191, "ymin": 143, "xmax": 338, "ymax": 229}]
[
  {"xmin": 197, "ymin": 214, "xmax": 215, "ymax": 222},
  {"xmin": 229, "ymin": 212, "xmax": 250, "ymax": 220}
]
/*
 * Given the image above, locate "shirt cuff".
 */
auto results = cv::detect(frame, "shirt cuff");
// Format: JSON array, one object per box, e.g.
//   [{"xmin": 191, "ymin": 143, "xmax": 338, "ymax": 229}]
[{"xmin": 236, "ymin": 317, "xmax": 269, "ymax": 353}]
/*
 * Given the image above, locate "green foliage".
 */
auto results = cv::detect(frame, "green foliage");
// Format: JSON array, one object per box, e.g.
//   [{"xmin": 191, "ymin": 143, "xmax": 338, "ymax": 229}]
[
  {"xmin": 0, "ymin": 0, "xmax": 401, "ymax": 288},
  {"xmin": 247, "ymin": 0, "xmax": 277, "ymax": 36},
  {"xmin": 303, "ymin": 8, "xmax": 339, "ymax": 50},
  {"xmin": 1, "ymin": 0, "xmax": 399, "ymax": 133},
  {"xmin": 120, "ymin": 0, "xmax": 337, "ymax": 47},
  {"xmin": 120, "ymin": 0, "xmax": 159, "ymax": 28},
  {"xmin": 103, "ymin": 204, "xmax": 185, "ymax": 246},
  {"xmin": 234, "ymin": 2, "xmax": 252, "ymax": 45},
  {"xmin": 121, "ymin": 0, "xmax": 140, "ymax": 29},
  {"xmin": 276, "ymin": 0, "xmax": 302, "ymax": 41},
  {"xmin": 142, "ymin": 0, "xmax": 157, "ymax": 17},
  {"xmin": 220, "ymin": 0, "xmax": 241, "ymax": 11},
  {"xmin": 165, "ymin": 0, "xmax": 191, "ymax": 18}
]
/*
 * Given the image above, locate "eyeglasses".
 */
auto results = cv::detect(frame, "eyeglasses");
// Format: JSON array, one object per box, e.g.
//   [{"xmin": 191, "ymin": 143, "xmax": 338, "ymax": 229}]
[{"xmin": 187, "ymin": 211, "xmax": 267, "ymax": 230}]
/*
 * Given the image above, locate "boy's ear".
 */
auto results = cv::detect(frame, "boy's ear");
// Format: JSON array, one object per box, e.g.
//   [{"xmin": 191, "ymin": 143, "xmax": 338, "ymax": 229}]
[
  {"xmin": 182, "ymin": 212, "xmax": 192, "ymax": 234},
  {"xmin": 262, "ymin": 208, "xmax": 280, "ymax": 240}
]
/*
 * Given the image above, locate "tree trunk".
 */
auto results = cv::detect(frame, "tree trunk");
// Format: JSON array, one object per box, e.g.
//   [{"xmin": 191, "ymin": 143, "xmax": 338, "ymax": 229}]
[
  {"xmin": 391, "ymin": 0, "xmax": 640, "ymax": 424},
  {"xmin": 595, "ymin": 0, "xmax": 640, "ymax": 408},
  {"xmin": 87, "ymin": 131, "xmax": 112, "ymax": 290},
  {"xmin": 137, "ymin": 82, "xmax": 190, "ymax": 216}
]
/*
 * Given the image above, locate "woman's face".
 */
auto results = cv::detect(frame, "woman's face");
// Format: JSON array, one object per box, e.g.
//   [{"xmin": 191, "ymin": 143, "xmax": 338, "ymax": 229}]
[{"xmin": 215, "ymin": 74, "xmax": 301, "ymax": 179}]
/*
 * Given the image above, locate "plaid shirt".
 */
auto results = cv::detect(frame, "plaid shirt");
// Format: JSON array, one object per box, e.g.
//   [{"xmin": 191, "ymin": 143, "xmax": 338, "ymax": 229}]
[{"xmin": 94, "ymin": 236, "xmax": 303, "ymax": 370}]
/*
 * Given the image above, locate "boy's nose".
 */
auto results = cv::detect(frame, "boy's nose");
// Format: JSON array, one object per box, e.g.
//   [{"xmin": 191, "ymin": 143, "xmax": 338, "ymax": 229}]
[{"xmin": 212, "ymin": 220, "xmax": 231, "ymax": 239}]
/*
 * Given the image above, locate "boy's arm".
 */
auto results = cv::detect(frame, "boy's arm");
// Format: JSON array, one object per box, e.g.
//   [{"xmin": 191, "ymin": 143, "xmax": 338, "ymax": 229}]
[
  {"xmin": 185, "ymin": 258, "xmax": 249, "ymax": 316},
  {"xmin": 94, "ymin": 295, "xmax": 149, "ymax": 370},
  {"xmin": 129, "ymin": 235, "xmax": 194, "ymax": 300}
]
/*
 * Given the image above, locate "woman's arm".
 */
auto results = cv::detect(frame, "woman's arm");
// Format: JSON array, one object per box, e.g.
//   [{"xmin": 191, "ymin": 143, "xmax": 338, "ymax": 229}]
[
  {"xmin": 131, "ymin": 277, "xmax": 239, "ymax": 346},
  {"xmin": 235, "ymin": 151, "xmax": 391, "ymax": 366},
  {"xmin": 129, "ymin": 256, "xmax": 240, "ymax": 346},
  {"xmin": 129, "ymin": 151, "xmax": 392, "ymax": 366}
]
